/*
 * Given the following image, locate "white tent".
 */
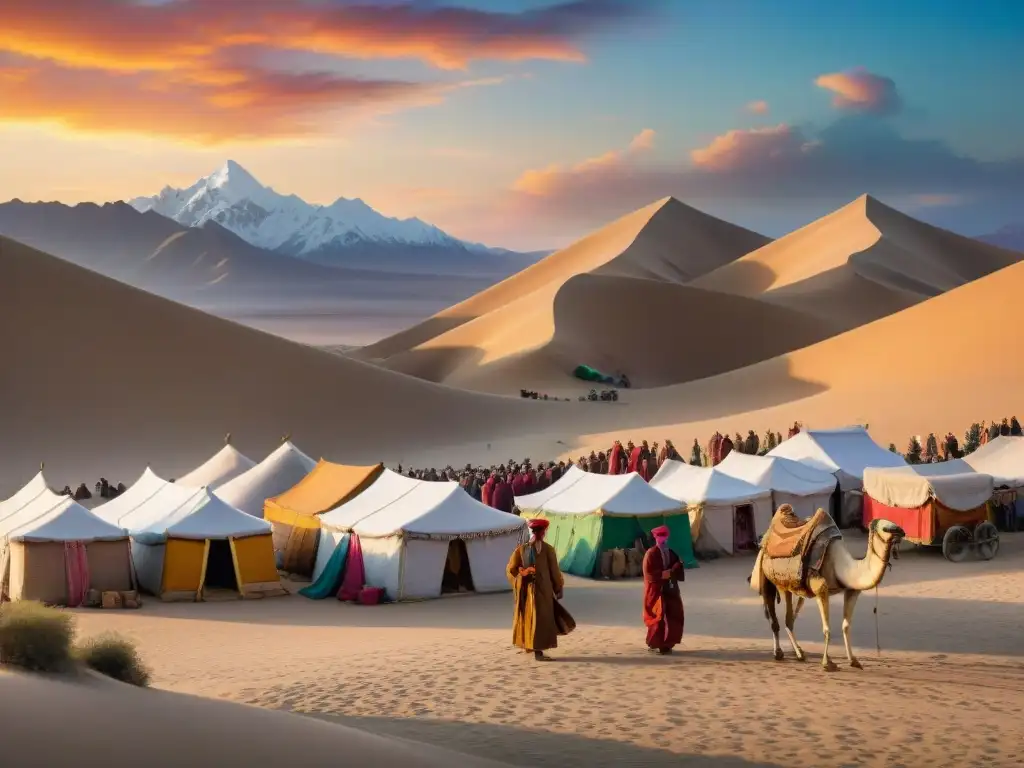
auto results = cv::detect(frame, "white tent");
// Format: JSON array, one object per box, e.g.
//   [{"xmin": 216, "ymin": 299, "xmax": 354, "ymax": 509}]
[
  {"xmin": 0, "ymin": 473, "xmax": 132, "ymax": 603},
  {"xmin": 768, "ymin": 427, "xmax": 906, "ymax": 489},
  {"xmin": 216, "ymin": 442, "xmax": 317, "ymax": 518},
  {"xmin": 650, "ymin": 460, "xmax": 771, "ymax": 555},
  {"xmin": 175, "ymin": 444, "xmax": 256, "ymax": 490},
  {"xmin": 315, "ymin": 469, "xmax": 527, "ymax": 601},
  {"xmin": 95, "ymin": 471, "xmax": 280, "ymax": 600},
  {"xmin": 963, "ymin": 437, "xmax": 1024, "ymax": 486},
  {"xmin": 515, "ymin": 470, "xmax": 680, "ymax": 516},
  {"xmin": 768, "ymin": 426, "xmax": 906, "ymax": 527},
  {"xmin": 717, "ymin": 452, "xmax": 837, "ymax": 518},
  {"xmin": 863, "ymin": 466, "xmax": 994, "ymax": 512}
]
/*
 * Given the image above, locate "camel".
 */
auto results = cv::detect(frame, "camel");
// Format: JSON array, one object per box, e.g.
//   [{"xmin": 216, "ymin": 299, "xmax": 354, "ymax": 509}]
[{"xmin": 750, "ymin": 506, "xmax": 905, "ymax": 672}]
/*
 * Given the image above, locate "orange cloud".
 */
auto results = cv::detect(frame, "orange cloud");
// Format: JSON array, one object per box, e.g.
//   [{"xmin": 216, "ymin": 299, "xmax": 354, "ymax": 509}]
[
  {"xmin": 514, "ymin": 128, "xmax": 656, "ymax": 196},
  {"xmin": 690, "ymin": 125, "xmax": 812, "ymax": 171},
  {"xmin": 0, "ymin": 57, "xmax": 454, "ymax": 144},
  {"xmin": 0, "ymin": 0, "xmax": 652, "ymax": 72},
  {"xmin": 745, "ymin": 100, "xmax": 769, "ymax": 115},
  {"xmin": 0, "ymin": 1, "xmax": 655, "ymax": 142},
  {"xmin": 815, "ymin": 67, "xmax": 902, "ymax": 114}
]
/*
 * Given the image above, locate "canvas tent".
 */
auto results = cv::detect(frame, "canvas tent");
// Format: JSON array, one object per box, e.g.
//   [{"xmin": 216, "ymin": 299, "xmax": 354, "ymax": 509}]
[
  {"xmin": 717, "ymin": 452, "xmax": 837, "ymax": 519},
  {"xmin": 95, "ymin": 470, "xmax": 282, "ymax": 601},
  {"xmin": 0, "ymin": 472, "xmax": 132, "ymax": 604},
  {"xmin": 175, "ymin": 443, "xmax": 256, "ymax": 490},
  {"xmin": 311, "ymin": 469, "xmax": 527, "ymax": 601},
  {"xmin": 862, "ymin": 465, "xmax": 994, "ymax": 545},
  {"xmin": 964, "ymin": 437, "xmax": 1024, "ymax": 528},
  {"xmin": 216, "ymin": 442, "xmax": 317, "ymax": 518},
  {"xmin": 768, "ymin": 426, "xmax": 906, "ymax": 527},
  {"xmin": 515, "ymin": 470, "xmax": 696, "ymax": 576},
  {"xmin": 264, "ymin": 460, "xmax": 384, "ymax": 576},
  {"xmin": 650, "ymin": 460, "xmax": 772, "ymax": 556}
]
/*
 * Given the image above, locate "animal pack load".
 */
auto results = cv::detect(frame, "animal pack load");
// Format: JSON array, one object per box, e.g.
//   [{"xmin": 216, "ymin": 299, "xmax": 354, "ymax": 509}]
[{"xmin": 752, "ymin": 506, "xmax": 841, "ymax": 597}]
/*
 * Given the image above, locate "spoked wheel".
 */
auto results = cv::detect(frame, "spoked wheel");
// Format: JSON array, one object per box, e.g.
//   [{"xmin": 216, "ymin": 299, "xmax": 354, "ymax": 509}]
[
  {"xmin": 941, "ymin": 524, "xmax": 971, "ymax": 562},
  {"xmin": 973, "ymin": 521, "xmax": 1000, "ymax": 560}
]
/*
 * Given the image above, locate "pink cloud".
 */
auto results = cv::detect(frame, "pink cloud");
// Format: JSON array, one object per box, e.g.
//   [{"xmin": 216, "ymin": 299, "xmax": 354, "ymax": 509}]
[
  {"xmin": 814, "ymin": 67, "xmax": 902, "ymax": 114},
  {"xmin": 513, "ymin": 128, "xmax": 655, "ymax": 196},
  {"xmin": 690, "ymin": 125, "xmax": 814, "ymax": 171},
  {"xmin": 745, "ymin": 100, "xmax": 769, "ymax": 115}
]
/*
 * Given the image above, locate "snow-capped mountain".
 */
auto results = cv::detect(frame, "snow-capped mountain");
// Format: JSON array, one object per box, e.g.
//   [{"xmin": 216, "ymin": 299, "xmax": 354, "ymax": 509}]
[{"xmin": 129, "ymin": 160, "xmax": 490, "ymax": 262}]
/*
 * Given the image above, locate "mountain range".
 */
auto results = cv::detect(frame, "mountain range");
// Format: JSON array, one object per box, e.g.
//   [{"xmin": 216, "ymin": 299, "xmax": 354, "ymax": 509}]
[
  {"xmin": 129, "ymin": 161, "xmax": 541, "ymax": 276},
  {"xmin": 979, "ymin": 223, "xmax": 1024, "ymax": 251}
]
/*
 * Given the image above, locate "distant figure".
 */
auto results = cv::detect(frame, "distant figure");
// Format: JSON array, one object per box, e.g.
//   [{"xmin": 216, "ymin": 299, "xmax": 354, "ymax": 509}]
[
  {"xmin": 73, "ymin": 483, "xmax": 92, "ymax": 501},
  {"xmin": 481, "ymin": 473, "xmax": 496, "ymax": 507},
  {"xmin": 608, "ymin": 442, "xmax": 624, "ymax": 475},
  {"xmin": 1000, "ymin": 418, "xmax": 1012, "ymax": 437},
  {"xmin": 745, "ymin": 430, "xmax": 760, "ymax": 456},
  {"xmin": 627, "ymin": 444, "xmax": 642, "ymax": 474},
  {"xmin": 1012, "ymin": 417, "xmax": 1023, "ymax": 437},
  {"xmin": 642, "ymin": 525, "xmax": 684, "ymax": 655},
  {"xmin": 719, "ymin": 434, "xmax": 734, "ymax": 464},
  {"xmin": 689, "ymin": 439, "xmax": 702, "ymax": 466},
  {"xmin": 492, "ymin": 474, "xmax": 515, "ymax": 514},
  {"xmin": 788, "ymin": 422, "xmax": 802, "ymax": 439},
  {"xmin": 506, "ymin": 518, "xmax": 573, "ymax": 661}
]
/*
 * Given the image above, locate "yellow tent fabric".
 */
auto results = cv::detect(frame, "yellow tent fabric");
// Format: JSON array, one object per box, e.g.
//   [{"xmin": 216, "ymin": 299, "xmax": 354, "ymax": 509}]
[
  {"xmin": 264, "ymin": 460, "xmax": 383, "ymax": 527},
  {"xmin": 157, "ymin": 534, "xmax": 285, "ymax": 602},
  {"xmin": 264, "ymin": 460, "xmax": 383, "ymax": 576},
  {"xmin": 161, "ymin": 538, "xmax": 207, "ymax": 601}
]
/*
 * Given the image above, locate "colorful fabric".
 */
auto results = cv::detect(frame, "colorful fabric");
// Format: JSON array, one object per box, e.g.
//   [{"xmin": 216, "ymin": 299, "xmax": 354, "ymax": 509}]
[
  {"xmin": 299, "ymin": 534, "xmax": 350, "ymax": 599},
  {"xmin": 338, "ymin": 534, "xmax": 365, "ymax": 602},
  {"xmin": 64, "ymin": 541, "xmax": 90, "ymax": 608}
]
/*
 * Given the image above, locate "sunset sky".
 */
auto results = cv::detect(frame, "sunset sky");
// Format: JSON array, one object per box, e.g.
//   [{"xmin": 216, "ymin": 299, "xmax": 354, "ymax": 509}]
[{"xmin": 1, "ymin": 0, "xmax": 1022, "ymax": 251}]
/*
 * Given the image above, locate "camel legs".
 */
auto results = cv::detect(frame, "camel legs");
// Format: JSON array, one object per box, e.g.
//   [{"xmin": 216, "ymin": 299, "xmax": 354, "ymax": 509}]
[
  {"xmin": 763, "ymin": 583, "xmax": 784, "ymax": 661},
  {"xmin": 813, "ymin": 587, "xmax": 839, "ymax": 672},
  {"xmin": 782, "ymin": 591, "xmax": 807, "ymax": 661},
  {"xmin": 842, "ymin": 590, "xmax": 862, "ymax": 669}
]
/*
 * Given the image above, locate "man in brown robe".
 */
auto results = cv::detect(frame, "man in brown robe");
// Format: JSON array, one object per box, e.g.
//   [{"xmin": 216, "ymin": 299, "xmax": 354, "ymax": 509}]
[
  {"xmin": 506, "ymin": 518, "xmax": 574, "ymax": 661},
  {"xmin": 642, "ymin": 525, "xmax": 684, "ymax": 655}
]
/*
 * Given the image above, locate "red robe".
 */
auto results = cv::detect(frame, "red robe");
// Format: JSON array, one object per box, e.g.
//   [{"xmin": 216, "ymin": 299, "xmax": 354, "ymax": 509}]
[
  {"xmin": 492, "ymin": 479, "xmax": 514, "ymax": 513},
  {"xmin": 627, "ymin": 446, "xmax": 642, "ymax": 474},
  {"xmin": 608, "ymin": 445, "xmax": 623, "ymax": 475},
  {"xmin": 481, "ymin": 476, "xmax": 496, "ymax": 507},
  {"xmin": 642, "ymin": 545, "xmax": 684, "ymax": 651}
]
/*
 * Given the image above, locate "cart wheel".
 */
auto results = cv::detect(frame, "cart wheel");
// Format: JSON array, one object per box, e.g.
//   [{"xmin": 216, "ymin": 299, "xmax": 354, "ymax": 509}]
[
  {"xmin": 973, "ymin": 521, "xmax": 999, "ymax": 560},
  {"xmin": 941, "ymin": 525, "xmax": 971, "ymax": 562}
]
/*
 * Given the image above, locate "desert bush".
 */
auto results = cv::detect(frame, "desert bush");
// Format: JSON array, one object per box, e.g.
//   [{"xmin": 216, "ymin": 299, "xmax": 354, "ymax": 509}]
[
  {"xmin": 75, "ymin": 633, "xmax": 150, "ymax": 687},
  {"xmin": 0, "ymin": 601, "xmax": 75, "ymax": 672}
]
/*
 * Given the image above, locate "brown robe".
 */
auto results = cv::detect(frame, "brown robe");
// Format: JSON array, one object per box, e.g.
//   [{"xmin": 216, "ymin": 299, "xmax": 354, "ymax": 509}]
[{"xmin": 506, "ymin": 541, "xmax": 571, "ymax": 651}]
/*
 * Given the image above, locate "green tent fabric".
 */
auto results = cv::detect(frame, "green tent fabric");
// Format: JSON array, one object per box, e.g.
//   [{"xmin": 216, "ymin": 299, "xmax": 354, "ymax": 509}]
[
  {"xmin": 299, "ymin": 534, "xmax": 350, "ymax": 599},
  {"xmin": 521, "ymin": 511, "xmax": 697, "ymax": 577},
  {"xmin": 573, "ymin": 364, "xmax": 612, "ymax": 384}
]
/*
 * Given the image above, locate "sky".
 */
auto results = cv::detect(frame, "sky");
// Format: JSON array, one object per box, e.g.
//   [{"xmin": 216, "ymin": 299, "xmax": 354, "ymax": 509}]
[{"xmin": 1, "ymin": 0, "xmax": 1022, "ymax": 251}]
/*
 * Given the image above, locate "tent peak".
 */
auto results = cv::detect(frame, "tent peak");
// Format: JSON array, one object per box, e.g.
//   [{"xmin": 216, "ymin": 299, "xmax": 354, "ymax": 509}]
[
  {"xmin": 224, "ymin": 432, "xmax": 232, "ymax": 445},
  {"xmin": 281, "ymin": 433, "xmax": 291, "ymax": 444}
]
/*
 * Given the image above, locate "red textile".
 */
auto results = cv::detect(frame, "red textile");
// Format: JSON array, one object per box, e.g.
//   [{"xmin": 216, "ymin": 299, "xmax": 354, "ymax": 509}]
[
  {"xmin": 64, "ymin": 541, "xmax": 90, "ymax": 608},
  {"xmin": 642, "ymin": 546, "xmax": 684, "ymax": 651},
  {"xmin": 338, "ymin": 534, "xmax": 366, "ymax": 602},
  {"xmin": 511, "ymin": 473, "xmax": 534, "ymax": 496},
  {"xmin": 719, "ymin": 436, "xmax": 734, "ymax": 464},
  {"xmin": 492, "ymin": 480, "xmax": 514, "ymax": 513},
  {"xmin": 628, "ymin": 447, "xmax": 642, "ymax": 474},
  {"xmin": 481, "ymin": 476, "xmax": 496, "ymax": 507},
  {"xmin": 608, "ymin": 444, "xmax": 623, "ymax": 475},
  {"xmin": 862, "ymin": 494, "xmax": 934, "ymax": 544}
]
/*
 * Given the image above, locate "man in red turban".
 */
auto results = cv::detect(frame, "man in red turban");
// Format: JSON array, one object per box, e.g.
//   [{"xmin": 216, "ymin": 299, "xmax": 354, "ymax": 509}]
[
  {"xmin": 642, "ymin": 525, "xmax": 684, "ymax": 654},
  {"xmin": 506, "ymin": 518, "xmax": 574, "ymax": 660}
]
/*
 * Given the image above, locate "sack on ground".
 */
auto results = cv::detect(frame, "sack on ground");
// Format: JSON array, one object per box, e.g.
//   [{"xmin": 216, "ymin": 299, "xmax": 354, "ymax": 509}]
[
  {"xmin": 85, "ymin": 589, "xmax": 102, "ymax": 608},
  {"xmin": 101, "ymin": 591, "xmax": 123, "ymax": 609},
  {"xmin": 625, "ymin": 548, "xmax": 643, "ymax": 577},
  {"xmin": 599, "ymin": 550, "xmax": 613, "ymax": 578},
  {"xmin": 610, "ymin": 548, "xmax": 627, "ymax": 579},
  {"xmin": 120, "ymin": 590, "xmax": 141, "ymax": 609}
]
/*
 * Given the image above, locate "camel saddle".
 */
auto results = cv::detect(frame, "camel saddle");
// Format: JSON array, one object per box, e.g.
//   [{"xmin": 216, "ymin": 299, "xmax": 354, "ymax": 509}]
[{"xmin": 758, "ymin": 507, "xmax": 841, "ymax": 596}]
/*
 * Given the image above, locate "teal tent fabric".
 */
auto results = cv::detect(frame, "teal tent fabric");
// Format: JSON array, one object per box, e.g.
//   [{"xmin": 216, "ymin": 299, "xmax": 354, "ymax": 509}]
[
  {"xmin": 573, "ymin": 364, "xmax": 612, "ymax": 384},
  {"xmin": 299, "ymin": 534, "xmax": 350, "ymax": 599}
]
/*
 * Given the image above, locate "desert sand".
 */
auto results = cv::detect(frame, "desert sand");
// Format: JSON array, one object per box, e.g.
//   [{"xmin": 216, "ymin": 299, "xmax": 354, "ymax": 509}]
[
  {"xmin": 4, "ymin": 197, "xmax": 1024, "ymax": 491},
  {"xmin": 46, "ymin": 531, "xmax": 1024, "ymax": 768}
]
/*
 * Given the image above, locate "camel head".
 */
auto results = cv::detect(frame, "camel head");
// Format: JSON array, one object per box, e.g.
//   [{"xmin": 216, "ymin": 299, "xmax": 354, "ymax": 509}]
[{"xmin": 869, "ymin": 519, "xmax": 906, "ymax": 560}]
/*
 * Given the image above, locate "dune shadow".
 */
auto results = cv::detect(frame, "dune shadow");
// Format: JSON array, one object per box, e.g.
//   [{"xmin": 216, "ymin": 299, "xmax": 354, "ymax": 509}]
[{"xmin": 298, "ymin": 712, "xmax": 784, "ymax": 768}]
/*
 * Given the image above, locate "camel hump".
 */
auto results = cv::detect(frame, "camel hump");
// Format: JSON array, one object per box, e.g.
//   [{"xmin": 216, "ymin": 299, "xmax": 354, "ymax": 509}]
[{"xmin": 764, "ymin": 507, "xmax": 835, "ymax": 559}]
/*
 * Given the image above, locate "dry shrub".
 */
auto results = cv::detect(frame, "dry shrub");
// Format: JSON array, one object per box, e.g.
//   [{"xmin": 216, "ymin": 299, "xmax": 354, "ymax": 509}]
[
  {"xmin": 0, "ymin": 601, "xmax": 75, "ymax": 672},
  {"xmin": 75, "ymin": 633, "xmax": 151, "ymax": 687}
]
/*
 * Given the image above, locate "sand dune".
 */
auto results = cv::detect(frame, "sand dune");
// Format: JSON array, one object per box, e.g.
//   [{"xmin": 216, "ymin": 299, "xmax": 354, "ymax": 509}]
[
  {"xmin": 568, "ymin": 256, "xmax": 1024, "ymax": 457},
  {"xmin": 0, "ymin": 235, "xmax": 580, "ymax": 492},
  {"xmin": 693, "ymin": 194, "xmax": 1022, "ymax": 329},
  {"xmin": 0, "ymin": 670, "xmax": 508, "ymax": 768},
  {"xmin": 357, "ymin": 197, "xmax": 770, "ymax": 388}
]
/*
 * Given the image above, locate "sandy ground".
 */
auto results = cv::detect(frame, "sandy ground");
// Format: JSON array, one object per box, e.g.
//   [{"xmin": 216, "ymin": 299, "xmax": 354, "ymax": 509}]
[{"xmin": 68, "ymin": 531, "xmax": 1024, "ymax": 768}]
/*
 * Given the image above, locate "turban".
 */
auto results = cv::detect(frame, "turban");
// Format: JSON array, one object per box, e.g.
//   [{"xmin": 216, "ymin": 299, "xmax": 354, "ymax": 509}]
[
  {"xmin": 651, "ymin": 525, "xmax": 670, "ymax": 541},
  {"xmin": 527, "ymin": 518, "xmax": 550, "ymax": 531}
]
